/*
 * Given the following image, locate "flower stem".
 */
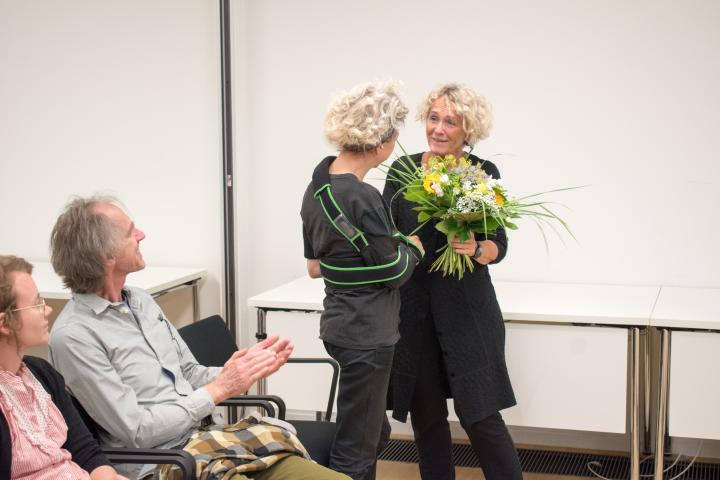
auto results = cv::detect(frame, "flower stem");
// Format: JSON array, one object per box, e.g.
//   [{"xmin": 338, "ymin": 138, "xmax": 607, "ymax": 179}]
[{"xmin": 429, "ymin": 243, "xmax": 475, "ymax": 279}]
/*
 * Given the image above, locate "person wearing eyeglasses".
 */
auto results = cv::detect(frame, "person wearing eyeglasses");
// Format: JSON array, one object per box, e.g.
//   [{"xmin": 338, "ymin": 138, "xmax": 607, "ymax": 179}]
[
  {"xmin": 47, "ymin": 196, "xmax": 348, "ymax": 480},
  {"xmin": 0, "ymin": 255, "xmax": 127, "ymax": 480}
]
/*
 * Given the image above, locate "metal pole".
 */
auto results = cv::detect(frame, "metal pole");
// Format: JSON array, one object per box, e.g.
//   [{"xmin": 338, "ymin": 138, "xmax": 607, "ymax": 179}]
[
  {"xmin": 631, "ymin": 328, "xmax": 640, "ymax": 480},
  {"xmin": 192, "ymin": 282, "xmax": 200, "ymax": 322},
  {"xmin": 219, "ymin": 0, "xmax": 236, "ymax": 341},
  {"xmin": 256, "ymin": 308, "xmax": 267, "ymax": 394},
  {"xmin": 644, "ymin": 328, "xmax": 651, "ymax": 453},
  {"xmin": 654, "ymin": 329, "xmax": 670, "ymax": 479}
]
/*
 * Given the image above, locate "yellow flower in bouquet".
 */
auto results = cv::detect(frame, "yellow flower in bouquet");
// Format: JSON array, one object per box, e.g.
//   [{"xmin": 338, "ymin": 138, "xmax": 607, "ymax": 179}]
[
  {"xmin": 423, "ymin": 173, "xmax": 441, "ymax": 194},
  {"xmin": 385, "ymin": 144, "xmax": 575, "ymax": 279}
]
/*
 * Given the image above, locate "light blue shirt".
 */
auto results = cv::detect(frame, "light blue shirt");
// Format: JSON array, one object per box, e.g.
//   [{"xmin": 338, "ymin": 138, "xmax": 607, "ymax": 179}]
[{"xmin": 49, "ymin": 286, "xmax": 221, "ymax": 478}]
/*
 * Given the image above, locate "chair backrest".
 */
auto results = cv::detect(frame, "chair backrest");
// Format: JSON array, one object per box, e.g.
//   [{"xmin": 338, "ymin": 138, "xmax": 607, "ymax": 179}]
[
  {"xmin": 179, "ymin": 315, "xmax": 339, "ymax": 421},
  {"xmin": 71, "ymin": 395, "xmax": 105, "ymax": 440},
  {"xmin": 178, "ymin": 315, "xmax": 337, "ymax": 467},
  {"xmin": 177, "ymin": 315, "xmax": 238, "ymax": 367}
]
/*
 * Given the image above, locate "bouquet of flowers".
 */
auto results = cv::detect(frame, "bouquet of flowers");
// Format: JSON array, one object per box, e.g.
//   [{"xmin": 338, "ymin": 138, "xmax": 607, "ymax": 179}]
[{"xmin": 386, "ymin": 148, "xmax": 574, "ymax": 279}]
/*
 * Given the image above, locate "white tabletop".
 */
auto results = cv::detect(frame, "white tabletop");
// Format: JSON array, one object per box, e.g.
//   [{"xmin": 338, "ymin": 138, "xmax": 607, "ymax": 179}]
[
  {"xmin": 32, "ymin": 261, "xmax": 207, "ymax": 300},
  {"xmin": 650, "ymin": 286, "xmax": 720, "ymax": 330},
  {"xmin": 247, "ymin": 276, "xmax": 325, "ymax": 311},
  {"xmin": 495, "ymin": 281, "xmax": 659, "ymax": 326},
  {"xmin": 248, "ymin": 276, "xmax": 660, "ymax": 326}
]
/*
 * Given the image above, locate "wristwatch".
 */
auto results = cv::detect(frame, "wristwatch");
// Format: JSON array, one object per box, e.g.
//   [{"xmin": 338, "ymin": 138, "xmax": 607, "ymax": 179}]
[{"xmin": 473, "ymin": 241, "xmax": 483, "ymax": 259}]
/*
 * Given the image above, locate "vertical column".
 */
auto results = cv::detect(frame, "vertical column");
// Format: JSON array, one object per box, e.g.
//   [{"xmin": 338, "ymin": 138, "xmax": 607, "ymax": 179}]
[{"xmin": 219, "ymin": 0, "xmax": 237, "ymax": 341}]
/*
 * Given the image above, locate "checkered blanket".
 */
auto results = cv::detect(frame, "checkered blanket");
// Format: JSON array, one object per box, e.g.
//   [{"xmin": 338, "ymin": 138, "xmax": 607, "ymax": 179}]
[{"xmin": 160, "ymin": 412, "xmax": 310, "ymax": 480}]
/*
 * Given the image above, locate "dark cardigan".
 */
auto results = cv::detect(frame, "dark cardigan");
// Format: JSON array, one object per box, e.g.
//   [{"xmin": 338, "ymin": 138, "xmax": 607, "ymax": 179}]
[
  {"xmin": 0, "ymin": 356, "xmax": 110, "ymax": 479},
  {"xmin": 383, "ymin": 153, "xmax": 517, "ymax": 426}
]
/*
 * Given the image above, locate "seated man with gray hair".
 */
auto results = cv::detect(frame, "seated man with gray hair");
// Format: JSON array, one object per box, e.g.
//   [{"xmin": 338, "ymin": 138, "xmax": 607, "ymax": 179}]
[{"xmin": 48, "ymin": 195, "xmax": 347, "ymax": 480}]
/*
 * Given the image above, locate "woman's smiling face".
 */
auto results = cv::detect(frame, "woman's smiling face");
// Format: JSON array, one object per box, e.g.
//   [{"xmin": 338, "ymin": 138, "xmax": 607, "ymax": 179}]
[{"xmin": 425, "ymin": 96, "xmax": 466, "ymax": 158}]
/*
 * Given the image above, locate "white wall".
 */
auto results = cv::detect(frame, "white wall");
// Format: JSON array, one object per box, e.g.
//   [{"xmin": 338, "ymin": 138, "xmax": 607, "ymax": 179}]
[
  {"xmin": 232, "ymin": 0, "xmax": 720, "ymax": 454},
  {"xmin": 0, "ymin": 0, "xmax": 224, "ymax": 322},
  {"xmin": 236, "ymin": 0, "xmax": 720, "ymax": 298},
  {"xmin": 2, "ymin": 0, "xmax": 719, "ymax": 457},
  {"xmin": 2, "ymin": 0, "xmax": 719, "ymax": 357},
  {"xmin": 4, "ymin": 0, "xmax": 717, "ymax": 342}
]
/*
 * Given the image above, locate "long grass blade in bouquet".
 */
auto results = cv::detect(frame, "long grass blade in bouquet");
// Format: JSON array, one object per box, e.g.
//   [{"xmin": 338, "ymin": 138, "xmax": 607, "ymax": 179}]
[{"xmin": 381, "ymin": 143, "xmax": 579, "ymax": 279}]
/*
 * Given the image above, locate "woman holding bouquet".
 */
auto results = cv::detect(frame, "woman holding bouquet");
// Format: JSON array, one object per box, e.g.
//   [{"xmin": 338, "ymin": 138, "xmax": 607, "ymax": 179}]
[
  {"xmin": 382, "ymin": 84, "xmax": 522, "ymax": 480},
  {"xmin": 301, "ymin": 81, "xmax": 423, "ymax": 480}
]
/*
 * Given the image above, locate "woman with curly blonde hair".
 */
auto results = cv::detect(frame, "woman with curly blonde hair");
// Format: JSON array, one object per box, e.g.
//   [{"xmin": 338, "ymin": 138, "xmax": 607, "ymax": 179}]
[
  {"xmin": 383, "ymin": 84, "xmax": 523, "ymax": 480},
  {"xmin": 300, "ymin": 81, "xmax": 423, "ymax": 480}
]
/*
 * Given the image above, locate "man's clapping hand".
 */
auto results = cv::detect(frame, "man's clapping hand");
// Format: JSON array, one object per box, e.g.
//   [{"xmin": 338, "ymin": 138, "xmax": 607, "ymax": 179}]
[{"xmin": 205, "ymin": 335, "xmax": 294, "ymax": 403}]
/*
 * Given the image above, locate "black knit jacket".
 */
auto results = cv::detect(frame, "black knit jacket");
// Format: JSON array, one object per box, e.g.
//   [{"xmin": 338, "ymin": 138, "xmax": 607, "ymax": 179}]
[
  {"xmin": 383, "ymin": 153, "xmax": 517, "ymax": 426},
  {"xmin": 0, "ymin": 356, "xmax": 110, "ymax": 479}
]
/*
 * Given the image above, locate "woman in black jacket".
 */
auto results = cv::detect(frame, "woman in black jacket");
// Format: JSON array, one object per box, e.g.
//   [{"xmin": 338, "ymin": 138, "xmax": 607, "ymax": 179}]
[
  {"xmin": 0, "ymin": 255, "xmax": 126, "ymax": 480},
  {"xmin": 383, "ymin": 84, "xmax": 522, "ymax": 480}
]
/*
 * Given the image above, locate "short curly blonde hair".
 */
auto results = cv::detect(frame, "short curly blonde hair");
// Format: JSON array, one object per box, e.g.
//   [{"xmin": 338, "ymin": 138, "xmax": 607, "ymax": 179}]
[
  {"xmin": 417, "ymin": 83, "xmax": 493, "ymax": 147},
  {"xmin": 324, "ymin": 81, "xmax": 408, "ymax": 152}
]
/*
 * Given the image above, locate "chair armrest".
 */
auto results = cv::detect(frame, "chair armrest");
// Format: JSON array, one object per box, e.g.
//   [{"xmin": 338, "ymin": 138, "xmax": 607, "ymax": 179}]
[
  {"xmin": 103, "ymin": 447, "xmax": 195, "ymax": 480},
  {"xmin": 287, "ymin": 358, "xmax": 339, "ymax": 421},
  {"xmin": 219, "ymin": 394, "xmax": 287, "ymax": 419}
]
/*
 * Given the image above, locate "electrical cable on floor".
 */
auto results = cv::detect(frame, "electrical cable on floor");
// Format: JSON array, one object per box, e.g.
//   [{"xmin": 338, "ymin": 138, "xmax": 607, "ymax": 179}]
[
  {"xmin": 586, "ymin": 439, "xmax": 703, "ymax": 480},
  {"xmin": 586, "ymin": 456, "xmax": 654, "ymax": 480},
  {"xmin": 666, "ymin": 440, "xmax": 703, "ymax": 480}
]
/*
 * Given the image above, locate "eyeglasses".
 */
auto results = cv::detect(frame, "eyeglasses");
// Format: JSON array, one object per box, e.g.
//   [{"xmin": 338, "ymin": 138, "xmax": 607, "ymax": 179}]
[
  {"xmin": 11, "ymin": 299, "xmax": 47, "ymax": 313},
  {"xmin": 162, "ymin": 317, "xmax": 182, "ymax": 356}
]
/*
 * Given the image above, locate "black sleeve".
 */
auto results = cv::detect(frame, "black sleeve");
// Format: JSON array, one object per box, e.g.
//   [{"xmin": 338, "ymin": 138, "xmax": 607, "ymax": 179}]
[
  {"xmin": 477, "ymin": 160, "xmax": 508, "ymax": 264},
  {"xmin": 1, "ymin": 412, "xmax": 10, "ymax": 480},
  {"xmin": 302, "ymin": 223, "xmax": 316, "ymax": 259},
  {"xmin": 24, "ymin": 357, "xmax": 111, "ymax": 474},
  {"xmin": 358, "ymin": 199, "xmax": 418, "ymax": 289},
  {"xmin": 359, "ymin": 205, "xmax": 398, "ymax": 263}
]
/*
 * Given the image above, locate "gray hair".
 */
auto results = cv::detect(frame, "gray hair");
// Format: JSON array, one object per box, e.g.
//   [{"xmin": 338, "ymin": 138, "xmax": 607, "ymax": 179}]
[
  {"xmin": 324, "ymin": 80, "xmax": 408, "ymax": 152},
  {"xmin": 50, "ymin": 195, "xmax": 125, "ymax": 293},
  {"xmin": 417, "ymin": 83, "xmax": 493, "ymax": 147}
]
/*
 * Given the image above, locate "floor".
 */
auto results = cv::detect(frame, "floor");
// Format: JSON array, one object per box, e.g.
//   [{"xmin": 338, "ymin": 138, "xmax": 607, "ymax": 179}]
[{"xmin": 377, "ymin": 461, "xmax": 588, "ymax": 479}]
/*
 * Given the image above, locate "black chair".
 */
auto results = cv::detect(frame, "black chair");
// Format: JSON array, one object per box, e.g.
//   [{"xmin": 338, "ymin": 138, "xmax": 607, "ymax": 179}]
[
  {"xmin": 70, "ymin": 333, "xmax": 289, "ymax": 480},
  {"xmin": 71, "ymin": 396, "xmax": 196, "ymax": 480},
  {"xmin": 177, "ymin": 315, "xmax": 338, "ymax": 466},
  {"xmin": 72, "ymin": 394, "xmax": 284, "ymax": 480}
]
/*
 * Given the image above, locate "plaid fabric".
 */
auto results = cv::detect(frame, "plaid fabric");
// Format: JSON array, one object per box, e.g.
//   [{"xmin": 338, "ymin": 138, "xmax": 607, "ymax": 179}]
[{"xmin": 160, "ymin": 412, "xmax": 310, "ymax": 480}]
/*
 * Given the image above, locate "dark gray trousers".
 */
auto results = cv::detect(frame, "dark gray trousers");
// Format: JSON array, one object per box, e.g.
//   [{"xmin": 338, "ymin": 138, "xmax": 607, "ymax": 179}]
[
  {"xmin": 409, "ymin": 316, "xmax": 522, "ymax": 480},
  {"xmin": 324, "ymin": 342, "xmax": 394, "ymax": 480}
]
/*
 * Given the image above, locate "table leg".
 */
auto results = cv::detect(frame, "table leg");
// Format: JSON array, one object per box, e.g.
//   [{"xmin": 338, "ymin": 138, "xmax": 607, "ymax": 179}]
[
  {"xmin": 631, "ymin": 327, "xmax": 640, "ymax": 480},
  {"xmin": 644, "ymin": 327, "xmax": 651, "ymax": 453},
  {"xmin": 192, "ymin": 281, "xmax": 200, "ymax": 321},
  {"xmin": 256, "ymin": 308, "xmax": 267, "ymax": 395},
  {"xmin": 654, "ymin": 329, "xmax": 670, "ymax": 479}
]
